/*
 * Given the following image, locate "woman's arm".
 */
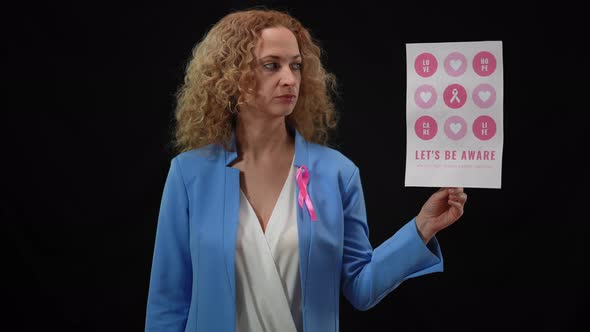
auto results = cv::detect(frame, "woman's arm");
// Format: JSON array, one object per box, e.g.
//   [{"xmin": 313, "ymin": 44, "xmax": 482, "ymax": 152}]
[
  {"xmin": 145, "ymin": 158, "xmax": 192, "ymax": 331},
  {"xmin": 340, "ymin": 167, "xmax": 443, "ymax": 311}
]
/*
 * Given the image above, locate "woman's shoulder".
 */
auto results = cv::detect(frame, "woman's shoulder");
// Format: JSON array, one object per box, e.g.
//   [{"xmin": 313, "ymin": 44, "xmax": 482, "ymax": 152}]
[
  {"xmin": 307, "ymin": 142, "xmax": 359, "ymax": 182},
  {"xmin": 309, "ymin": 143, "xmax": 355, "ymax": 165},
  {"xmin": 169, "ymin": 144, "xmax": 225, "ymax": 174}
]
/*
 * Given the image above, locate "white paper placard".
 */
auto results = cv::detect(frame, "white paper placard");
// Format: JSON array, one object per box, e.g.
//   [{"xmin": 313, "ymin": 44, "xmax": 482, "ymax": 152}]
[{"xmin": 405, "ymin": 41, "xmax": 503, "ymax": 188}]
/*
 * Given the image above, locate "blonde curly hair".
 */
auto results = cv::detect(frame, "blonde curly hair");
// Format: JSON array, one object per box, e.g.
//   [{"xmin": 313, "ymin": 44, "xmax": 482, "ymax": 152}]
[{"xmin": 172, "ymin": 8, "xmax": 339, "ymax": 153}]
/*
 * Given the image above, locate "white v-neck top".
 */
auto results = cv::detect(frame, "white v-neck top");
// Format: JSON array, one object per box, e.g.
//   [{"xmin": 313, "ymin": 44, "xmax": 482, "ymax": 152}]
[{"xmin": 235, "ymin": 158, "xmax": 302, "ymax": 332}]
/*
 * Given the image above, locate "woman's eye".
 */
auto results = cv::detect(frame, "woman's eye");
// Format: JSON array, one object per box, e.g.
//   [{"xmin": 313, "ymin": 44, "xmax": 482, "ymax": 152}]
[
  {"xmin": 263, "ymin": 63, "xmax": 278, "ymax": 70},
  {"xmin": 263, "ymin": 62, "xmax": 302, "ymax": 71}
]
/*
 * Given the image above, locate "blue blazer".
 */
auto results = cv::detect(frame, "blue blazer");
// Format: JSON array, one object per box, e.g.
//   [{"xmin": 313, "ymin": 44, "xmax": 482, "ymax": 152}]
[{"xmin": 145, "ymin": 128, "xmax": 444, "ymax": 332}]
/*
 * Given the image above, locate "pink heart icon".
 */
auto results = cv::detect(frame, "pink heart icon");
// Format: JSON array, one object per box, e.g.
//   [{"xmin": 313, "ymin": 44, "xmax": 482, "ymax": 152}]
[{"xmin": 472, "ymin": 83, "xmax": 496, "ymax": 108}]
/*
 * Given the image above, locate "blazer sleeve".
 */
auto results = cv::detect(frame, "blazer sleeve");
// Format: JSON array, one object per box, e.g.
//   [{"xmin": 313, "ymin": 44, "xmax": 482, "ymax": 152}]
[
  {"xmin": 340, "ymin": 167, "xmax": 444, "ymax": 311},
  {"xmin": 145, "ymin": 157, "xmax": 192, "ymax": 331}
]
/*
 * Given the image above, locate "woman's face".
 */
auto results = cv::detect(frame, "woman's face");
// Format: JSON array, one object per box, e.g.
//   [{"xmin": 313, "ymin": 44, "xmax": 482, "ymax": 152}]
[{"xmin": 242, "ymin": 26, "xmax": 301, "ymax": 118}]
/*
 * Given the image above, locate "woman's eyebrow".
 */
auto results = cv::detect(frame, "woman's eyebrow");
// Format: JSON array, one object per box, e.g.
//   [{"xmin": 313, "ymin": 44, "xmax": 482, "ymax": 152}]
[{"xmin": 259, "ymin": 54, "xmax": 302, "ymax": 61}]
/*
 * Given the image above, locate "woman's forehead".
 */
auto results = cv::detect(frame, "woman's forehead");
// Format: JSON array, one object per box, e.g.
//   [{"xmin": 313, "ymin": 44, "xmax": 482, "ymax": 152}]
[{"xmin": 255, "ymin": 27, "xmax": 300, "ymax": 58}]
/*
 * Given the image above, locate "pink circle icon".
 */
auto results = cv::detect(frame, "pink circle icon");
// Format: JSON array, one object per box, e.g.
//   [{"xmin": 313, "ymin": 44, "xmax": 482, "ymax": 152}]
[
  {"xmin": 444, "ymin": 52, "xmax": 467, "ymax": 76},
  {"xmin": 414, "ymin": 53, "xmax": 438, "ymax": 77},
  {"xmin": 414, "ymin": 116, "xmax": 438, "ymax": 140},
  {"xmin": 444, "ymin": 116, "xmax": 467, "ymax": 140},
  {"xmin": 414, "ymin": 84, "xmax": 437, "ymax": 109},
  {"xmin": 443, "ymin": 84, "xmax": 467, "ymax": 109},
  {"xmin": 473, "ymin": 51, "xmax": 497, "ymax": 76},
  {"xmin": 472, "ymin": 115, "xmax": 497, "ymax": 140},
  {"xmin": 472, "ymin": 83, "xmax": 496, "ymax": 108}
]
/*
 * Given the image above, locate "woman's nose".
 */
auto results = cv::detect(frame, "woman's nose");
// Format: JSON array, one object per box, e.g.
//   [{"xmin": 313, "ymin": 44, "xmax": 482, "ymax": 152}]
[{"xmin": 280, "ymin": 67, "xmax": 297, "ymax": 86}]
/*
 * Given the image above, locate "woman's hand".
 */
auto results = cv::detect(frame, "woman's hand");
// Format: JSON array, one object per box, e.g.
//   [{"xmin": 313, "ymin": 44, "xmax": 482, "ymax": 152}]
[{"xmin": 416, "ymin": 187, "xmax": 467, "ymax": 243}]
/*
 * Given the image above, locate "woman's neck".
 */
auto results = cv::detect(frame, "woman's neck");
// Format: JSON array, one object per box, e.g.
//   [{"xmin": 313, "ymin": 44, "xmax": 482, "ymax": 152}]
[{"xmin": 234, "ymin": 117, "xmax": 294, "ymax": 163}]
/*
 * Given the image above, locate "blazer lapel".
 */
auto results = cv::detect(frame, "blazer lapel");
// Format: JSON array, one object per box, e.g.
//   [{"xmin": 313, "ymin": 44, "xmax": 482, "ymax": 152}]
[
  {"xmin": 293, "ymin": 129, "xmax": 312, "ymax": 314},
  {"xmin": 223, "ymin": 135, "xmax": 240, "ymax": 302}
]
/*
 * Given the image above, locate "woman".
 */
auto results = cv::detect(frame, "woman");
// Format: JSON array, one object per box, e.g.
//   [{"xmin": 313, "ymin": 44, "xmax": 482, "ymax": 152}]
[{"xmin": 145, "ymin": 8, "xmax": 467, "ymax": 332}]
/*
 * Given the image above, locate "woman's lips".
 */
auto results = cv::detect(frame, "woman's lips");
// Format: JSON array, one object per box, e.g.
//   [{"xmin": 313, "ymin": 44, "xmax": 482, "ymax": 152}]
[{"xmin": 276, "ymin": 95, "xmax": 296, "ymax": 103}]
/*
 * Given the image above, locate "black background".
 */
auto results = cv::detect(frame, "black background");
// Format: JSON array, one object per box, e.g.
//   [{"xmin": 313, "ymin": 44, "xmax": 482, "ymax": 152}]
[{"xmin": 5, "ymin": 0, "xmax": 586, "ymax": 331}]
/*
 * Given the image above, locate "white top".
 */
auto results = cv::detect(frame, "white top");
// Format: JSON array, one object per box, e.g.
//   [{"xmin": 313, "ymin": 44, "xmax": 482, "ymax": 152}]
[{"xmin": 235, "ymin": 158, "xmax": 302, "ymax": 332}]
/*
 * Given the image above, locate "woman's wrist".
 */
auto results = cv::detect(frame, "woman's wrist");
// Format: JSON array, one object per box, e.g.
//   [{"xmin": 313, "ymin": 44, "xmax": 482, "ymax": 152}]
[{"xmin": 416, "ymin": 215, "xmax": 434, "ymax": 244}]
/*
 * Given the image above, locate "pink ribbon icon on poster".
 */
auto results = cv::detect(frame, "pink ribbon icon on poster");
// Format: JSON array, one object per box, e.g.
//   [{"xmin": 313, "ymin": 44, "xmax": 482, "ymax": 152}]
[{"xmin": 405, "ymin": 41, "xmax": 503, "ymax": 188}]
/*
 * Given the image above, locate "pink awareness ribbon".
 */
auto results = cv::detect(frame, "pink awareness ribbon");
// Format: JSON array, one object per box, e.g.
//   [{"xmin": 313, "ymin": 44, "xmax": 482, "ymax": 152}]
[{"xmin": 296, "ymin": 165, "xmax": 317, "ymax": 222}]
